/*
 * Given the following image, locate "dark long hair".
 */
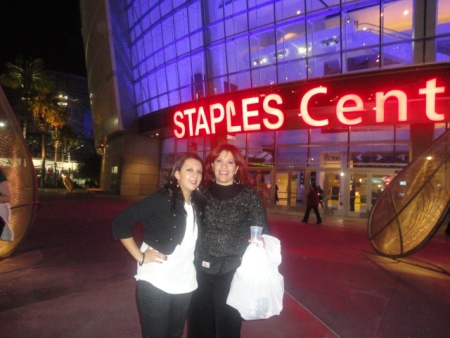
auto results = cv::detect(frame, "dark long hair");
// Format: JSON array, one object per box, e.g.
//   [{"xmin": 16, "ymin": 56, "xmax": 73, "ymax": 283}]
[
  {"xmin": 203, "ymin": 144, "xmax": 250, "ymax": 187},
  {"xmin": 0, "ymin": 167, "xmax": 7, "ymax": 180},
  {"xmin": 162, "ymin": 152, "xmax": 206, "ymax": 212}
]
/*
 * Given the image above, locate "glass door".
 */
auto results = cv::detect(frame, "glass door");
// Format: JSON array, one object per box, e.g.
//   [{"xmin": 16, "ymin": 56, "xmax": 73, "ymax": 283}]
[
  {"xmin": 369, "ymin": 172, "xmax": 393, "ymax": 211},
  {"xmin": 274, "ymin": 171, "xmax": 289, "ymax": 206},
  {"xmin": 349, "ymin": 172, "xmax": 369, "ymax": 213},
  {"xmin": 274, "ymin": 170, "xmax": 306, "ymax": 208},
  {"xmin": 322, "ymin": 171, "xmax": 342, "ymax": 213}
]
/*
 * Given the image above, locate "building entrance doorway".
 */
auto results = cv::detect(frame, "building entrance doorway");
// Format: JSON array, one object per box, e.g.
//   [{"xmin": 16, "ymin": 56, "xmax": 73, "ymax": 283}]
[
  {"xmin": 323, "ymin": 169, "xmax": 396, "ymax": 216},
  {"xmin": 274, "ymin": 170, "xmax": 307, "ymax": 208},
  {"xmin": 273, "ymin": 168, "xmax": 396, "ymax": 217}
]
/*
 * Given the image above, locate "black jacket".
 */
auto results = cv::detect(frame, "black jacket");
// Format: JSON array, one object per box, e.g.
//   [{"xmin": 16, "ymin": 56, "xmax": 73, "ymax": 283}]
[
  {"xmin": 112, "ymin": 190, "xmax": 201, "ymax": 255},
  {"xmin": 199, "ymin": 185, "xmax": 270, "ymax": 259}
]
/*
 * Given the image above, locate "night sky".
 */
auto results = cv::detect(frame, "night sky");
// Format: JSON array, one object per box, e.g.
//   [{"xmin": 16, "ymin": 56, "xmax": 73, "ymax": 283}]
[{"xmin": 0, "ymin": 0, "xmax": 86, "ymax": 76}]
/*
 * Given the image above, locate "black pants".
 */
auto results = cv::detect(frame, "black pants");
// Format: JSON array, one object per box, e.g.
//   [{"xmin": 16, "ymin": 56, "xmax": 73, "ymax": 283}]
[
  {"xmin": 136, "ymin": 280, "xmax": 191, "ymax": 338},
  {"xmin": 302, "ymin": 205, "xmax": 322, "ymax": 223},
  {"xmin": 188, "ymin": 269, "xmax": 242, "ymax": 338}
]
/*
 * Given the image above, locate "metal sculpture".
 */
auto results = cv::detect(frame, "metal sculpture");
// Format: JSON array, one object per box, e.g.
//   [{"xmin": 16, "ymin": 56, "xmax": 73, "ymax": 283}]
[
  {"xmin": 368, "ymin": 129, "xmax": 450, "ymax": 258},
  {"xmin": 0, "ymin": 86, "xmax": 40, "ymax": 259}
]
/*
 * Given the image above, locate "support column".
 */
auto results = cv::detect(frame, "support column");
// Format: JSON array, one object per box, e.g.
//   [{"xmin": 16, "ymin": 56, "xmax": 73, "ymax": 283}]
[
  {"xmin": 410, "ymin": 124, "xmax": 434, "ymax": 160},
  {"xmin": 411, "ymin": 0, "xmax": 437, "ymax": 160},
  {"xmin": 413, "ymin": 0, "xmax": 437, "ymax": 64}
]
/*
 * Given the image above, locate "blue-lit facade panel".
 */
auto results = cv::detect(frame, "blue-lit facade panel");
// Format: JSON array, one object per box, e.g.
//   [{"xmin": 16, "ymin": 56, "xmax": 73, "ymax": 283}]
[{"xmin": 117, "ymin": 0, "xmax": 450, "ymax": 118}]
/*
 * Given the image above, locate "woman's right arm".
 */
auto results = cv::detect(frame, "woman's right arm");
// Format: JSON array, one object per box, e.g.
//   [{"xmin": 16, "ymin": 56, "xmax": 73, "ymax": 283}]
[
  {"xmin": 120, "ymin": 237, "xmax": 145, "ymax": 263},
  {"xmin": 112, "ymin": 196, "xmax": 155, "ymax": 239},
  {"xmin": 113, "ymin": 195, "xmax": 167, "ymax": 264}
]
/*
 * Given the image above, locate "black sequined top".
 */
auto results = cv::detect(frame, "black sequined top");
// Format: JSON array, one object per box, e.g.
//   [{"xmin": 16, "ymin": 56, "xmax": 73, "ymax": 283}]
[{"xmin": 198, "ymin": 182, "xmax": 270, "ymax": 259}]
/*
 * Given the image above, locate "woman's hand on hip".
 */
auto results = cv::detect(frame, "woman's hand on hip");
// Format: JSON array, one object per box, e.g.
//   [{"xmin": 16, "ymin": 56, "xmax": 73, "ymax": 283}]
[{"xmin": 143, "ymin": 247, "xmax": 168, "ymax": 264}]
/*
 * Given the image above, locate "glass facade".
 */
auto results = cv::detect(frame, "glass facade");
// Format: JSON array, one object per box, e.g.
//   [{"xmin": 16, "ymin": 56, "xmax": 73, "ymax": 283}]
[
  {"xmin": 97, "ymin": 0, "xmax": 450, "ymax": 212},
  {"xmin": 125, "ymin": 0, "xmax": 450, "ymax": 116}
]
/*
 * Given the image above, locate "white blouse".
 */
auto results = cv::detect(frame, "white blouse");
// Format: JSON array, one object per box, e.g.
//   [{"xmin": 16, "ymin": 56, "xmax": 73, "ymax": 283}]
[{"xmin": 135, "ymin": 202, "xmax": 198, "ymax": 294}]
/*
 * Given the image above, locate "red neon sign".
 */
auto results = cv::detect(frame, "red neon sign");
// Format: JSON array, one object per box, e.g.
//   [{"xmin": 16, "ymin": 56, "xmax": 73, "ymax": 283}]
[
  {"xmin": 172, "ymin": 73, "xmax": 449, "ymax": 138},
  {"xmin": 174, "ymin": 94, "xmax": 284, "ymax": 138}
]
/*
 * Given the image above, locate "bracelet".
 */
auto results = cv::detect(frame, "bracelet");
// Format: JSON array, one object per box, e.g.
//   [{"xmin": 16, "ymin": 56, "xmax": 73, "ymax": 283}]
[{"xmin": 139, "ymin": 252, "xmax": 145, "ymax": 266}]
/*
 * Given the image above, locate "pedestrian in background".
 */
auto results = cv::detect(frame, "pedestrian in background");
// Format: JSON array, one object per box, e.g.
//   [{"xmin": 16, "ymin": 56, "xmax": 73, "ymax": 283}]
[
  {"xmin": 188, "ymin": 144, "xmax": 270, "ymax": 338},
  {"xmin": 317, "ymin": 185, "xmax": 324, "ymax": 208},
  {"xmin": 252, "ymin": 170, "xmax": 270, "ymax": 208},
  {"xmin": 112, "ymin": 153, "xmax": 205, "ymax": 338},
  {"xmin": 302, "ymin": 183, "xmax": 322, "ymax": 225},
  {"xmin": 350, "ymin": 185, "xmax": 356, "ymax": 211}
]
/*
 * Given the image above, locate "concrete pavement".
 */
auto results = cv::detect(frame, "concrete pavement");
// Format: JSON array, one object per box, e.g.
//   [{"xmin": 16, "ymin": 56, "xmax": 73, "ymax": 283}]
[{"xmin": 1, "ymin": 190, "xmax": 449, "ymax": 337}]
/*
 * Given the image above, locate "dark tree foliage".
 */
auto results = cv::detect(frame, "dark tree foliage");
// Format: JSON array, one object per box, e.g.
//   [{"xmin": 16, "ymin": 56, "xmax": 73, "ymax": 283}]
[{"xmin": 77, "ymin": 152, "xmax": 101, "ymax": 182}]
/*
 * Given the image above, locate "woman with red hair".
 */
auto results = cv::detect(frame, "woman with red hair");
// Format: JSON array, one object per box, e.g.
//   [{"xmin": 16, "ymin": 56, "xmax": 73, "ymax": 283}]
[{"xmin": 189, "ymin": 144, "xmax": 270, "ymax": 338}]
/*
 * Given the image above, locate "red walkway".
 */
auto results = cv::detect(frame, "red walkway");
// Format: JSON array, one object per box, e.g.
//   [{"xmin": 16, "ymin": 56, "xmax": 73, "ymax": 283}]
[{"xmin": 1, "ymin": 191, "xmax": 449, "ymax": 337}]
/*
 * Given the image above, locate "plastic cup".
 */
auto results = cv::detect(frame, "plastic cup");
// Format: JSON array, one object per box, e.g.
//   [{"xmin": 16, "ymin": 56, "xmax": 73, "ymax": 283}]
[{"xmin": 250, "ymin": 226, "xmax": 263, "ymax": 242}]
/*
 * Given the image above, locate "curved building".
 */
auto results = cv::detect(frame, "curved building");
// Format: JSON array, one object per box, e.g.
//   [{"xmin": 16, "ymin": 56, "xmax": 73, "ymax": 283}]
[{"xmin": 79, "ymin": 0, "xmax": 450, "ymax": 217}]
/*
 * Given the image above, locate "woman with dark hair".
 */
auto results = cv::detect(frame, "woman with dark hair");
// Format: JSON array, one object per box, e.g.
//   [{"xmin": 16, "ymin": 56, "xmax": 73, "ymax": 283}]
[
  {"xmin": 188, "ymin": 144, "xmax": 270, "ymax": 338},
  {"xmin": 112, "ymin": 153, "xmax": 205, "ymax": 338}
]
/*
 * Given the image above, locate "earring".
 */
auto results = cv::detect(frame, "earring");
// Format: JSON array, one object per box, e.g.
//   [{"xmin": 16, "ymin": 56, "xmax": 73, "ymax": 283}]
[
  {"xmin": 234, "ymin": 176, "xmax": 240, "ymax": 184},
  {"xmin": 212, "ymin": 176, "xmax": 216, "ymax": 182}
]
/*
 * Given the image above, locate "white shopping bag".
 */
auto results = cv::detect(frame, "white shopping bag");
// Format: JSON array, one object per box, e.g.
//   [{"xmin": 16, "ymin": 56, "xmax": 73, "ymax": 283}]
[{"xmin": 226, "ymin": 235, "xmax": 284, "ymax": 320}]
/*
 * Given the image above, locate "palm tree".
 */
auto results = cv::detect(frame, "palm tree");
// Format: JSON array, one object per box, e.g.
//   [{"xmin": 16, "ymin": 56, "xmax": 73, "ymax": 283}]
[
  {"xmin": 28, "ymin": 93, "xmax": 67, "ymax": 187},
  {"xmin": 0, "ymin": 56, "xmax": 53, "ymax": 137},
  {"xmin": 58, "ymin": 125, "xmax": 80, "ymax": 163},
  {"xmin": 49, "ymin": 111, "xmax": 69, "ymax": 187},
  {"xmin": 0, "ymin": 56, "xmax": 52, "ymax": 95}
]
